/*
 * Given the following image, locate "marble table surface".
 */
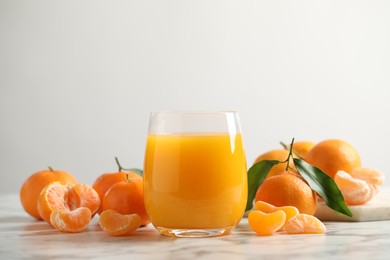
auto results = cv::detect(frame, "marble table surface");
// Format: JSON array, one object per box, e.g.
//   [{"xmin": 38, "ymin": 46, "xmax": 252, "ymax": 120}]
[{"xmin": 1, "ymin": 193, "xmax": 390, "ymax": 260}]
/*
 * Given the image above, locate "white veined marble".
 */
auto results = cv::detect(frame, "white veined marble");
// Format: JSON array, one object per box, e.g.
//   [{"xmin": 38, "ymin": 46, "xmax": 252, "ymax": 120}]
[{"xmin": 1, "ymin": 193, "xmax": 390, "ymax": 260}]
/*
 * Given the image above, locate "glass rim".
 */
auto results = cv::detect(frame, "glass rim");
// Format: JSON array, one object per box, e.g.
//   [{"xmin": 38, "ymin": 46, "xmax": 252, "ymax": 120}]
[{"xmin": 150, "ymin": 110, "xmax": 239, "ymax": 115}]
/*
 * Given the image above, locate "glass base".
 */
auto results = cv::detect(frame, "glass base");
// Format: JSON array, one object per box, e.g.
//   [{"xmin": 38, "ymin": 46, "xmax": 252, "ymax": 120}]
[{"xmin": 156, "ymin": 226, "xmax": 233, "ymax": 238}]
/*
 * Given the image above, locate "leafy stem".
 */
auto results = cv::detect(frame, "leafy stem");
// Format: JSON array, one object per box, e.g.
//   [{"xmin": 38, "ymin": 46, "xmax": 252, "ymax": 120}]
[
  {"xmin": 280, "ymin": 141, "xmax": 304, "ymax": 159},
  {"xmin": 281, "ymin": 138, "xmax": 295, "ymax": 171},
  {"xmin": 114, "ymin": 157, "xmax": 143, "ymax": 177}
]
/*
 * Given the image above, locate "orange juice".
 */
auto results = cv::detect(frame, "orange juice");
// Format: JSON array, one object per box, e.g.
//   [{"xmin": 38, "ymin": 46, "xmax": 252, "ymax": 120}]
[{"xmin": 144, "ymin": 133, "xmax": 247, "ymax": 230}]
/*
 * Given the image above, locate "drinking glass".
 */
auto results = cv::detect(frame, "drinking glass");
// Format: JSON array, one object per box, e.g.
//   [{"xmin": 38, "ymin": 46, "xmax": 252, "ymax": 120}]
[{"xmin": 144, "ymin": 111, "xmax": 247, "ymax": 237}]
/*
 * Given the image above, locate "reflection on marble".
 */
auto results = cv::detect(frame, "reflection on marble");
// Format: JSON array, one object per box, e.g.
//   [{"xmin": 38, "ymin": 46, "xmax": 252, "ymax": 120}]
[{"xmin": 1, "ymin": 193, "xmax": 390, "ymax": 259}]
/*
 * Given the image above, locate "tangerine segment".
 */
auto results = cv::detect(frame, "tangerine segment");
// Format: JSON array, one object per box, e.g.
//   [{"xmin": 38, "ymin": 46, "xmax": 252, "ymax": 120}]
[
  {"xmin": 351, "ymin": 168, "xmax": 384, "ymax": 197},
  {"xmin": 351, "ymin": 168, "xmax": 384, "ymax": 186},
  {"xmin": 248, "ymin": 210, "xmax": 286, "ymax": 236},
  {"xmin": 50, "ymin": 207, "xmax": 91, "ymax": 233},
  {"xmin": 71, "ymin": 184, "xmax": 100, "ymax": 215},
  {"xmin": 334, "ymin": 170, "xmax": 372, "ymax": 205},
  {"xmin": 285, "ymin": 214, "xmax": 326, "ymax": 234},
  {"xmin": 38, "ymin": 182, "xmax": 68, "ymax": 223},
  {"xmin": 255, "ymin": 201, "xmax": 299, "ymax": 229},
  {"xmin": 99, "ymin": 210, "xmax": 141, "ymax": 236},
  {"xmin": 38, "ymin": 182, "xmax": 100, "ymax": 223}
]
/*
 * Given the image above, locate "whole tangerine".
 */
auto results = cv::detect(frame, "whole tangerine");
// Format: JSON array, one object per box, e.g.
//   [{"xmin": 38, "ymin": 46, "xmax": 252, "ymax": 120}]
[
  {"xmin": 255, "ymin": 171, "xmax": 317, "ymax": 215},
  {"xmin": 305, "ymin": 139, "xmax": 361, "ymax": 178},
  {"xmin": 102, "ymin": 176, "xmax": 149, "ymax": 226},
  {"xmin": 20, "ymin": 167, "xmax": 78, "ymax": 220},
  {"xmin": 92, "ymin": 158, "xmax": 143, "ymax": 214}
]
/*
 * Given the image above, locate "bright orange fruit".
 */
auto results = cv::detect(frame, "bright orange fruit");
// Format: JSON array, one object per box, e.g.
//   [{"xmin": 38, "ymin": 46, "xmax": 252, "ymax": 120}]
[
  {"xmin": 102, "ymin": 178, "xmax": 149, "ymax": 226},
  {"xmin": 38, "ymin": 182, "xmax": 100, "ymax": 224},
  {"xmin": 93, "ymin": 171, "xmax": 142, "ymax": 214},
  {"xmin": 255, "ymin": 201, "xmax": 299, "ymax": 229},
  {"xmin": 305, "ymin": 139, "xmax": 361, "ymax": 178},
  {"xmin": 255, "ymin": 171, "xmax": 317, "ymax": 215},
  {"xmin": 248, "ymin": 210, "xmax": 286, "ymax": 236},
  {"xmin": 99, "ymin": 210, "xmax": 141, "ymax": 236},
  {"xmin": 20, "ymin": 167, "xmax": 77, "ymax": 220},
  {"xmin": 50, "ymin": 207, "xmax": 91, "ymax": 233},
  {"xmin": 285, "ymin": 214, "xmax": 326, "ymax": 234}
]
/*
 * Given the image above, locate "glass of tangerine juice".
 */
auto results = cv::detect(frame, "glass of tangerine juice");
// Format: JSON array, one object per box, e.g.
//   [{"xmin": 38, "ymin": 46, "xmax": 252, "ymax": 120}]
[{"xmin": 144, "ymin": 111, "xmax": 247, "ymax": 237}]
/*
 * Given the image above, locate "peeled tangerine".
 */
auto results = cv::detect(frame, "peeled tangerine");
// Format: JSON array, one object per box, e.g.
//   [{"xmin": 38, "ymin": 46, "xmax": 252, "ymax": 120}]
[
  {"xmin": 285, "ymin": 214, "xmax": 326, "ymax": 234},
  {"xmin": 349, "ymin": 167, "xmax": 384, "ymax": 196},
  {"xmin": 334, "ymin": 168, "xmax": 385, "ymax": 205},
  {"xmin": 38, "ymin": 182, "xmax": 100, "ymax": 224},
  {"xmin": 255, "ymin": 201, "xmax": 299, "ymax": 230},
  {"xmin": 249, "ymin": 201, "xmax": 326, "ymax": 236}
]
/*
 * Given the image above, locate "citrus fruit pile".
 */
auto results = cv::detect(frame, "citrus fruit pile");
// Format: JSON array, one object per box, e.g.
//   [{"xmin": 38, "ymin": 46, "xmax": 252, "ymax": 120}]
[
  {"xmin": 19, "ymin": 138, "xmax": 385, "ymax": 237},
  {"xmin": 250, "ymin": 138, "xmax": 385, "ymax": 235},
  {"xmin": 19, "ymin": 158, "xmax": 147, "ymax": 235},
  {"xmin": 255, "ymin": 139, "xmax": 385, "ymax": 207}
]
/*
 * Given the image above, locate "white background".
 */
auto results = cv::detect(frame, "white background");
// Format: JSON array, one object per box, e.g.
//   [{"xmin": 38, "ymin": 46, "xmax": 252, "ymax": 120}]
[{"xmin": 1, "ymin": 0, "xmax": 389, "ymax": 194}]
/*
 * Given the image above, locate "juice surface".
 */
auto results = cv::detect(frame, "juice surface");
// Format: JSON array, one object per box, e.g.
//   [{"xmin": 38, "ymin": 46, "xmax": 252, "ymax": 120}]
[{"xmin": 144, "ymin": 133, "xmax": 247, "ymax": 229}]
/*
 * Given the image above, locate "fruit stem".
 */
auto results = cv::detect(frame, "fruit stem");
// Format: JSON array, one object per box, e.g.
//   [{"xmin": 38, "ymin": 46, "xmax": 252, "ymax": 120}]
[
  {"xmin": 280, "ymin": 141, "xmax": 304, "ymax": 159},
  {"xmin": 48, "ymin": 166, "xmax": 54, "ymax": 172},
  {"xmin": 115, "ymin": 157, "xmax": 124, "ymax": 172},
  {"xmin": 281, "ymin": 138, "xmax": 295, "ymax": 171},
  {"xmin": 114, "ymin": 157, "xmax": 142, "ymax": 177}
]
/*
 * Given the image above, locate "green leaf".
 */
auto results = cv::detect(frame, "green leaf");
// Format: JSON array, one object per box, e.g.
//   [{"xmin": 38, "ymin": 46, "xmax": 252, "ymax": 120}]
[
  {"xmin": 293, "ymin": 158, "xmax": 352, "ymax": 217},
  {"xmin": 127, "ymin": 168, "xmax": 143, "ymax": 177},
  {"xmin": 246, "ymin": 160, "xmax": 279, "ymax": 211}
]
